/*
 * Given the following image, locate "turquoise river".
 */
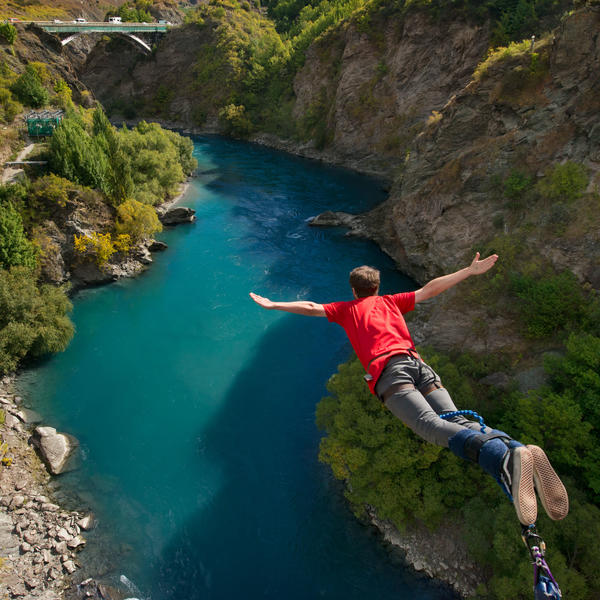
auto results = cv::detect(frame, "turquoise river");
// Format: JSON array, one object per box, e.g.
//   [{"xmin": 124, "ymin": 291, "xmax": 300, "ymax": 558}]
[{"xmin": 19, "ymin": 137, "xmax": 457, "ymax": 600}]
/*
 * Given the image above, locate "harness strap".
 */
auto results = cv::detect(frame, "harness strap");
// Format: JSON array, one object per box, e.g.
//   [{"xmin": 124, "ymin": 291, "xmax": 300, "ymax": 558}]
[{"xmin": 380, "ymin": 382, "xmax": 415, "ymax": 403}]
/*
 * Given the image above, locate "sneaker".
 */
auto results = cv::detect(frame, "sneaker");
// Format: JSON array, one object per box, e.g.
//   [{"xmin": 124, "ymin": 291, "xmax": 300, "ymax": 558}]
[
  {"xmin": 527, "ymin": 445, "xmax": 569, "ymax": 521},
  {"xmin": 503, "ymin": 446, "xmax": 537, "ymax": 526}
]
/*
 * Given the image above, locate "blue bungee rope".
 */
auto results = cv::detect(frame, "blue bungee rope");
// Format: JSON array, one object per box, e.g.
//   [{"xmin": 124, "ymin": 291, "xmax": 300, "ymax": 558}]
[{"xmin": 439, "ymin": 409, "xmax": 488, "ymax": 433}]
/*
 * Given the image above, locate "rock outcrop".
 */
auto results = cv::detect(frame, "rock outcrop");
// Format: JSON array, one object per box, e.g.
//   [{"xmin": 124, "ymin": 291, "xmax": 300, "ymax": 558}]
[
  {"xmin": 157, "ymin": 205, "xmax": 196, "ymax": 225},
  {"xmin": 31, "ymin": 427, "xmax": 79, "ymax": 476}
]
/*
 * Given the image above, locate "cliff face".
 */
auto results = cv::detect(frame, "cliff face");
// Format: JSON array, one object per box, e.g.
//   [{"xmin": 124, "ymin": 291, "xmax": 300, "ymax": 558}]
[
  {"xmin": 292, "ymin": 11, "xmax": 490, "ymax": 177},
  {"xmin": 354, "ymin": 7, "xmax": 600, "ymax": 284},
  {"xmin": 79, "ymin": 25, "xmax": 219, "ymax": 127}
]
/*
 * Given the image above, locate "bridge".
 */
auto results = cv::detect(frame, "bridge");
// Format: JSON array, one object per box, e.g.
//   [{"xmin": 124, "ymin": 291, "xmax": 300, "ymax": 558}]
[{"xmin": 34, "ymin": 21, "xmax": 170, "ymax": 53}]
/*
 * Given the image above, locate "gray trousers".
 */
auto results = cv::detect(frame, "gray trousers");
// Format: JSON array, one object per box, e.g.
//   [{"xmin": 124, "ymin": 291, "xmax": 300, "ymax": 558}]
[{"xmin": 374, "ymin": 354, "xmax": 481, "ymax": 448}]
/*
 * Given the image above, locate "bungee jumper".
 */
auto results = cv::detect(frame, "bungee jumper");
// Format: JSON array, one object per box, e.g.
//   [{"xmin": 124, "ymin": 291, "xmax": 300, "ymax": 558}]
[{"xmin": 250, "ymin": 253, "xmax": 569, "ymax": 594}]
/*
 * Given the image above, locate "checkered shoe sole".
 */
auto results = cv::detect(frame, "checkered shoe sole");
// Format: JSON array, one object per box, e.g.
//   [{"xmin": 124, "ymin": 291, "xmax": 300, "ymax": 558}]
[
  {"xmin": 527, "ymin": 445, "xmax": 569, "ymax": 521},
  {"xmin": 508, "ymin": 446, "xmax": 537, "ymax": 526}
]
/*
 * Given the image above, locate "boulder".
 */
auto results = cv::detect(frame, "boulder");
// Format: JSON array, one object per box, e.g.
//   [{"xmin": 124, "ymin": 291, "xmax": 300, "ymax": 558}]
[
  {"xmin": 77, "ymin": 514, "xmax": 96, "ymax": 531},
  {"xmin": 158, "ymin": 206, "xmax": 196, "ymax": 225},
  {"xmin": 148, "ymin": 240, "xmax": 168, "ymax": 252},
  {"xmin": 31, "ymin": 427, "xmax": 79, "ymax": 476},
  {"xmin": 14, "ymin": 408, "xmax": 43, "ymax": 425}
]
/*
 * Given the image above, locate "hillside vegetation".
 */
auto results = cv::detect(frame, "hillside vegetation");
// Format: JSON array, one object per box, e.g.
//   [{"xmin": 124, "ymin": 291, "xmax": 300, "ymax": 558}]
[{"xmin": 0, "ymin": 40, "xmax": 196, "ymax": 374}]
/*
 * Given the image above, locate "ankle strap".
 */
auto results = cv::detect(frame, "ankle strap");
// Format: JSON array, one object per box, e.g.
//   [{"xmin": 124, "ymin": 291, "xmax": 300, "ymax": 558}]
[{"xmin": 464, "ymin": 432, "xmax": 510, "ymax": 462}]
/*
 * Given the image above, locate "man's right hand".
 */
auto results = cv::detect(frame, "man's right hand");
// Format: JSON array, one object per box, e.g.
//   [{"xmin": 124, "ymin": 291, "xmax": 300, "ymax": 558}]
[{"xmin": 249, "ymin": 292, "xmax": 275, "ymax": 309}]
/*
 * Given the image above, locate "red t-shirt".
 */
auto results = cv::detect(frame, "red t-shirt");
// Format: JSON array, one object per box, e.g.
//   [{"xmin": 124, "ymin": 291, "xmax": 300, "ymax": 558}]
[{"xmin": 323, "ymin": 292, "xmax": 416, "ymax": 394}]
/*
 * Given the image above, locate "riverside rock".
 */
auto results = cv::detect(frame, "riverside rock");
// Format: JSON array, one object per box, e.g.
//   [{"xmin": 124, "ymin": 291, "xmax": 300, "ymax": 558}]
[
  {"xmin": 31, "ymin": 427, "xmax": 79, "ymax": 475},
  {"xmin": 158, "ymin": 206, "xmax": 196, "ymax": 225},
  {"xmin": 148, "ymin": 239, "xmax": 168, "ymax": 252}
]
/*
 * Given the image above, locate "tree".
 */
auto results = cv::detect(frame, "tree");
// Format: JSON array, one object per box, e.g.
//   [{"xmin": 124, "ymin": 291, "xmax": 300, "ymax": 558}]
[
  {"xmin": 0, "ymin": 22, "xmax": 17, "ymax": 45},
  {"xmin": 115, "ymin": 199, "xmax": 162, "ymax": 242},
  {"xmin": 49, "ymin": 116, "xmax": 109, "ymax": 193},
  {"xmin": 10, "ymin": 65, "xmax": 49, "ymax": 108},
  {"xmin": 0, "ymin": 266, "xmax": 73, "ymax": 373},
  {"xmin": 0, "ymin": 202, "xmax": 37, "ymax": 270}
]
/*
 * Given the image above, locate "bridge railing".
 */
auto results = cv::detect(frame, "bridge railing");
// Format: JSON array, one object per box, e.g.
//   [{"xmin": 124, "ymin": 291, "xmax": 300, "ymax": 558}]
[{"xmin": 35, "ymin": 22, "xmax": 170, "ymax": 33}]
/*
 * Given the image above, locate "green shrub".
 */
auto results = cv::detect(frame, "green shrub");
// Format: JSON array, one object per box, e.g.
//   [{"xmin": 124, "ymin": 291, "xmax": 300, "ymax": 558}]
[
  {"xmin": 0, "ymin": 203, "xmax": 37, "ymax": 270},
  {"xmin": 53, "ymin": 78, "xmax": 73, "ymax": 110},
  {"xmin": 0, "ymin": 266, "xmax": 74, "ymax": 374},
  {"xmin": 119, "ymin": 120, "xmax": 196, "ymax": 205},
  {"xmin": 537, "ymin": 161, "xmax": 588, "ymax": 203},
  {"xmin": 10, "ymin": 65, "xmax": 49, "ymax": 108},
  {"xmin": 509, "ymin": 270, "xmax": 587, "ymax": 339},
  {"xmin": 503, "ymin": 169, "xmax": 533, "ymax": 205},
  {"xmin": 0, "ymin": 23, "xmax": 17, "ymax": 45},
  {"xmin": 218, "ymin": 103, "xmax": 253, "ymax": 138},
  {"xmin": 115, "ymin": 199, "xmax": 162, "ymax": 242}
]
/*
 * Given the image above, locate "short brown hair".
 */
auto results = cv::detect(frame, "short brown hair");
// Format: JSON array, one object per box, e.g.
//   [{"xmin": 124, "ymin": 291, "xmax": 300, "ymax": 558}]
[{"xmin": 349, "ymin": 266, "xmax": 380, "ymax": 297}]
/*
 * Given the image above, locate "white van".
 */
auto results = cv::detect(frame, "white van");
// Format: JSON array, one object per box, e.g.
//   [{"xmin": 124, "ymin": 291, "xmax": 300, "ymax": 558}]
[
  {"xmin": 75, "ymin": 17, "xmax": 86, "ymax": 23},
  {"xmin": 108, "ymin": 16, "xmax": 122, "ymax": 23}
]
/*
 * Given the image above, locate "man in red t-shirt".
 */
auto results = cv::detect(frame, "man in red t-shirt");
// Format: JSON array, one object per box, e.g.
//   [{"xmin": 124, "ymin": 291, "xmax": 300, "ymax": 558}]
[{"xmin": 250, "ymin": 253, "xmax": 568, "ymax": 526}]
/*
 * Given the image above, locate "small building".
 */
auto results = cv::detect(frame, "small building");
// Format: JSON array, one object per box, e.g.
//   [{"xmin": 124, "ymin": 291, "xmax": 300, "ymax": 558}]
[{"xmin": 25, "ymin": 109, "xmax": 64, "ymax": 137}]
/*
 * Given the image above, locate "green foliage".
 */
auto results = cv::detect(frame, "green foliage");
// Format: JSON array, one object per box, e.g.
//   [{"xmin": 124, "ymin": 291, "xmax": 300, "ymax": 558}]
[
  {"xmin": 0, "ymin": 86, "xmax": 22, "ymax": 123},
  {"xmin": 503, "ymin": 169, "xmax": 533, "ymax": 205},
  {"xmin": 509, "ymin": 270, "xmax": 587, "ymax": 338},
  {"xmin": 474, "ymin": 39, "xmax": 530, "ymax": 80},
  {"xmin": 0, "ymin": 202, "xmax": 37, "ymax": 270},
  {"xmin": 218, "ymin": 103, "xmax": 253, "ymax": 138},
  {"xmin": 119, "ymin": 120, "xmax": 196, "ymax": 205},
  {"xmin": 106, "ymin": 0, "xmax": 153, "ymax": 23},
  {"xmin": 115, "ymin": 199, "xmax": 162, "ymax": 242},
  {"xmin": 49, "ymin": 111, "xmax": 109, "ymax": 192},
  {"xmin": 150, "ymin": 85, "xmax": 174, "ymax": 115},
  {"xmin": 185, "ymin": 1, "xmax": 292, "ymax": 134},
  {"xmin": 48, "ymin": 108, "xmax": 195, "ymax": 206},
  {"xmin": 53, "ymin": 78, "xmax": 73, "ymax": 110},
  {"xmin": 0, "ymin": 22, "xmax": 17, "ymax": 45},
  {"xmin": 537, "ymin": 161, "xmax": 588, "ymax": 203},
  {"xmin": 10, "ymin": 65, "xmax": 49, "ymax": 108},
  {"xmin": 0, "ymin": 266, "xmax": 73, "ymax": 374}
]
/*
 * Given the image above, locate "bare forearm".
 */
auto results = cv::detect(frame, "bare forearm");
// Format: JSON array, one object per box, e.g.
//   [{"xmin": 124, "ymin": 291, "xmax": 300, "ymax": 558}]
[
  {"xmin": 420, "ymin": 267, "xmax": 471, "ymax": 299},
  {"xmin": 268, "ymin": 300, "xmax": 325, "ymax": 316},
  {"xmin": 249, "ymin": 293, "xmax": 326, "ymax": 316},
  {"xmin": 414, "ymin": 253, "xmax": 498, "ymax": 303}
]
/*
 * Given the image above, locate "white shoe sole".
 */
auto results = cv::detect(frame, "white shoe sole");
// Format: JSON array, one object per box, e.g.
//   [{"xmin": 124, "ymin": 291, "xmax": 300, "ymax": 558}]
[
  {"xmin": 510, "ymin": 446, "xmax": 537, "ymax": 526},
  {"xmin": 527, "ymin": 445, "xmax": 569, "ymax": 521}
]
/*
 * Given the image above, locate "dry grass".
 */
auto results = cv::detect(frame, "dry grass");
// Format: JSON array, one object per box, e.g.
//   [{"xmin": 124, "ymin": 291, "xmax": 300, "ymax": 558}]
[{"xmin": 0, "ymin": 0, "xmax": 124, "ymax": 21}]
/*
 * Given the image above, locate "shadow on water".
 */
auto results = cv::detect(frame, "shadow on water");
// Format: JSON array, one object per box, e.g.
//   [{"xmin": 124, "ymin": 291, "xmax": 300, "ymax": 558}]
[{"xmin": 149, "ymin": 312, "xmax": 457, "ymax": 600}]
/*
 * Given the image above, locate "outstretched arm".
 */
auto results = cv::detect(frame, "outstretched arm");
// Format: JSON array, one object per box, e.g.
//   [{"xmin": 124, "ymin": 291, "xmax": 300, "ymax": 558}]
[
  {"xmin": 249, "ymin": 292, "xmax": 326, "ymax": 317},
  {"xmin": 414, "ymin": 252, "xmax": 498, "ymax": 304}
]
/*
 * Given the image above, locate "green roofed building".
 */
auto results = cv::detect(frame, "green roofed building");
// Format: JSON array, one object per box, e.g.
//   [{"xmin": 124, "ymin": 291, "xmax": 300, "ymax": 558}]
[{"xmin": 25, "ymin": 109, "xmax": 64, "ymax": 136}]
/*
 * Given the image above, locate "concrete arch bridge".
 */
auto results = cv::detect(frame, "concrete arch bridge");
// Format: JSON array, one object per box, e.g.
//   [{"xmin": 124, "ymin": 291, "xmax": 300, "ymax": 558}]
[{"xmin": 35, "ymin": 21, "xmax": 170, "ymax": 53}]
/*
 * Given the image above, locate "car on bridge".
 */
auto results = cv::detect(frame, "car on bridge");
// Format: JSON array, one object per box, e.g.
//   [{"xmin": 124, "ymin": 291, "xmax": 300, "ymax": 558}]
[{"xmin": 74, "ymin": 17, "xmax": 86, "ymax": 23}]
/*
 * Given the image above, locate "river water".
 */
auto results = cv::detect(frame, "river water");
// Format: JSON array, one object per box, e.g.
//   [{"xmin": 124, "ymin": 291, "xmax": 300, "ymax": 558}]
[{"xmin": 19, "ymin": 137, "xmax": 456, "ymax": 600}]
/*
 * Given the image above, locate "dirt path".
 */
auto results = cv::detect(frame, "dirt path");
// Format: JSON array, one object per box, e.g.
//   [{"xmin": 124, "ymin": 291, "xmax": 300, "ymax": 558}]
[{"xmin": 1, "ymin": 143, "xmax": 36, "ymax": 184}]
